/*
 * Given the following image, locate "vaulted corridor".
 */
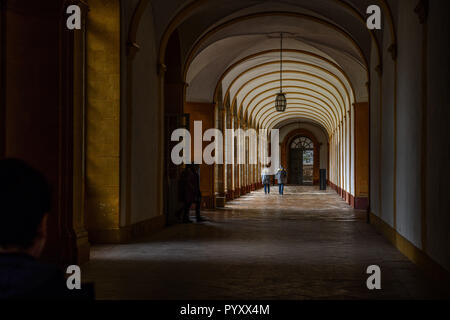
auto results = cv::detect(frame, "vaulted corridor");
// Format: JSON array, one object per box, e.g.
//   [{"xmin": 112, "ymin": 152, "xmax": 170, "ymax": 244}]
[
  {"xmin": 2, "ymin": 0, "xmax": 450, "ymax": 302},
  {"xmin": 83, "ymin": 187, "xmax": 448, "ymax": 300}
]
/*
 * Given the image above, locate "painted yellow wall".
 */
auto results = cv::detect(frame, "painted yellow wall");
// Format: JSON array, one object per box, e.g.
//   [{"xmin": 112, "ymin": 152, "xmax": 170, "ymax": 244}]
[{"xmin": 86, "ymin": 0, "xmax": 121, "ymax": 240}]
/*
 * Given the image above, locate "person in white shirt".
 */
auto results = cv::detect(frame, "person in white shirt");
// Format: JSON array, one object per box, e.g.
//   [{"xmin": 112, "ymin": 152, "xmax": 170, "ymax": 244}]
[{"xmin": 261, "ymin": 165, "xmax": 271, "ymax": 194}]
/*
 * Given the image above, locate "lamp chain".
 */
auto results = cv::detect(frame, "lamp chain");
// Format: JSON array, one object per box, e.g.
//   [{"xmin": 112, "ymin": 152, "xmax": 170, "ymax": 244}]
[{"xmin": 280, "ymin": 32, "xmax": 283, "ymax": 93}]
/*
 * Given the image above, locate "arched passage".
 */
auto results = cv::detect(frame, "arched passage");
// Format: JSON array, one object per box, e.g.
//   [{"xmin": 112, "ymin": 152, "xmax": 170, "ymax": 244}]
[
  {"xmin": 3, "ymin": 0, "xmax": 450, "ymax": 300},
  {"xmin": 281, "ymin": 128, "xmax": 321, "ymax": 185}
]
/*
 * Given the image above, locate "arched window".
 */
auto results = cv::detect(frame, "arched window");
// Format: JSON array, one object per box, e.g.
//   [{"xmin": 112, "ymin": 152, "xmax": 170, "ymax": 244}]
[{"xmin": 290, "ymin": 136, "xmax": 313, "ymax": 150}]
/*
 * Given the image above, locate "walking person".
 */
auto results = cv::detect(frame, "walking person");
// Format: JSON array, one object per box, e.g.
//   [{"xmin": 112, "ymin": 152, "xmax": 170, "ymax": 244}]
[
  {"xmin": 180, "ymin": 164, "xmax": 207, "ymax": 223},
  {"xmin": 276, "ymin": 166, "xmax": 288, "ymax": 195},
  {"xmin": 261, "ymin": 165, "xmax": 271, "ymax": 194}
]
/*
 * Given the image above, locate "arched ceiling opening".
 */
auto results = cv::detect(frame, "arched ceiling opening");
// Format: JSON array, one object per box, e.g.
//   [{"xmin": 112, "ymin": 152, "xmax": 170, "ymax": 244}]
[
  {"xmin": 148, "ymin": 0, "xmax": 397, "ymax": 136},
  {"xmin": 185, "ymin": 33, "xmax": 358, "ymax": 135},
  {"xmin": 275, "ymin": 118, "xmax": 329, "ymax": 135}
]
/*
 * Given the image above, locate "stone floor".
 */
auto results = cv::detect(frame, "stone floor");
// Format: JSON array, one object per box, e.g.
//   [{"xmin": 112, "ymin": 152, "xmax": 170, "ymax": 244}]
[{"xmin": 83, "ymin": 186, "xmax": 449, "ymax": 300}]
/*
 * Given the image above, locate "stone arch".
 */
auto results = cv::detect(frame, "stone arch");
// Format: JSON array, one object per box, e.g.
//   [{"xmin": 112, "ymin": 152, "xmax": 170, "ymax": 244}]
[
  {"xmin": 281, "ymin": 128, "xmax": 321, "ymax": 185},
  {"xmin": 127, "ymin": 0, "xmax": 151, "ymax": 56}
]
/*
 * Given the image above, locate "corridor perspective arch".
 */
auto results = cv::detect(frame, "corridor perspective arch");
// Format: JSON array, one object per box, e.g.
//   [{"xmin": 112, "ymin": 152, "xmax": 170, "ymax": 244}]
[{"xmin": 281, "ymin": 128, "xmax": 321, "ymax": 185}]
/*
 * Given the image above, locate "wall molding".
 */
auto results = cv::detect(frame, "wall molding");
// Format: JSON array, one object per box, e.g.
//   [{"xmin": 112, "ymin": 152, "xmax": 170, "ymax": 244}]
[{"xmin": 370, "ymin": 213, "xmax": 450, "ymax": 290}]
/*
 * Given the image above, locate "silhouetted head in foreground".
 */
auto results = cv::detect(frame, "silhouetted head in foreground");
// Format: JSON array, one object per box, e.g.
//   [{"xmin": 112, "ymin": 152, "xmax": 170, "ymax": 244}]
[
  {"xmin": 0, "ymin": 158, "xmax": 94, "ymax": 300},
  {"xmin": 0, "ymin": 158, "xmax": 51, "ymax": 258}
]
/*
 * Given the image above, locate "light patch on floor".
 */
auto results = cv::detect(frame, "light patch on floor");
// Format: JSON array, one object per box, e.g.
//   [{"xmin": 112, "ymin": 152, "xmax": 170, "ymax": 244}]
[{"xmin": 83, "ymin": 186, "xmax": 449, "ymax": 300}]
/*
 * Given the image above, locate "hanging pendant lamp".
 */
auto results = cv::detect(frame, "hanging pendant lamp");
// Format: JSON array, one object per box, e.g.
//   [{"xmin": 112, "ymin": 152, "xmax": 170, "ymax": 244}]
[{"xmin": 275, "ymin": 32, "xmax": 286, "ymax": 112}]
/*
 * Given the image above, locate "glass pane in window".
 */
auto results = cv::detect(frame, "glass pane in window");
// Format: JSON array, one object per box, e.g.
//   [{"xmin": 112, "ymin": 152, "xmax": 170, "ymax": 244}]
[{"xmin": 303, "ymin": 150, "xmax": 314, "ymax": 165}]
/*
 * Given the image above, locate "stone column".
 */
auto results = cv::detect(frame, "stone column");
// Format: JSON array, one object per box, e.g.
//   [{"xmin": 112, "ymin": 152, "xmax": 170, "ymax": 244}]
[
  {"xmin": 215, "ymin": 103, "xmax": 226, "ymax": 207},
  {"xmin": 234, "ymin": 115, "xmax": 240, "ymax": 197}
]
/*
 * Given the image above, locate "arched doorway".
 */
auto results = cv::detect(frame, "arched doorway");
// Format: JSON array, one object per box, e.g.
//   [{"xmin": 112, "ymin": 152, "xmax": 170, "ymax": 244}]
[
  {"xmin": 281, "ymin": 128, "xmax": 321, "ymax": 185},
  {"xmin": 289, "ymin": 136, "xmax": 314, "ymax": 185}
]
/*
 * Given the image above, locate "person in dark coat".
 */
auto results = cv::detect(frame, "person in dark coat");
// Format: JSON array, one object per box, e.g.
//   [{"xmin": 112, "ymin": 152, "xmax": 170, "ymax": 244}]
[
  {"xmin": 276, "ymin": 166, "xmax": 288, "ymax": 195},
  {"xmin": 180, "ymin": 164, "xmax": 206, "ymax": 223},
  {"xmin": 0, "ymin": 158, "xmax": 71, "ymax": 299}
]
